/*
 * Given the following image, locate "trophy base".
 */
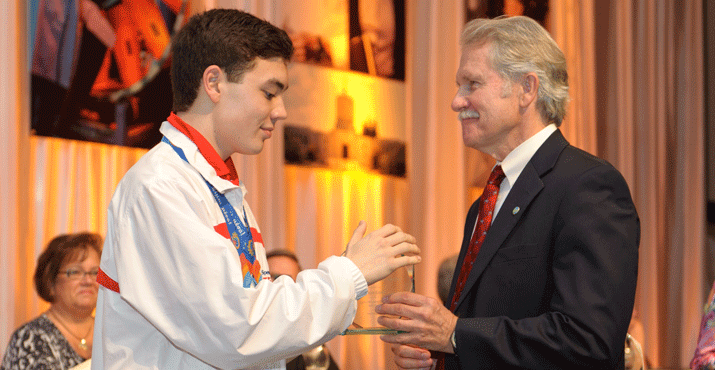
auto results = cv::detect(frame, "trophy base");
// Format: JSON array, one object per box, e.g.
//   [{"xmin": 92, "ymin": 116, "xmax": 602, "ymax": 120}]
[
  {"xmin": 340, "ymin": 327, "xmax": 404, "ymax": 335},
  {"xmin": 340, "ymin": 264, "xmax": 414, "ymax": 336}
]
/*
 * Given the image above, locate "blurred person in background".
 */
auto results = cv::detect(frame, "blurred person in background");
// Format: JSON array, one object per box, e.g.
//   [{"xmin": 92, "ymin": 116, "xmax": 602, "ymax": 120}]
[
  {"xmin": 266, "ymin": 249, "xmax": 340, "ymax": 370},
  {"xmin": 691, "ymin": 280, "xmax": 715, "ymax": 370},
  {"xmin": 436, "ymin": 254, "xmax": 458, "ymax": 305},
  {"xmin": 1, "ymin": 232, "xmax": 102, "ymax": 369}
]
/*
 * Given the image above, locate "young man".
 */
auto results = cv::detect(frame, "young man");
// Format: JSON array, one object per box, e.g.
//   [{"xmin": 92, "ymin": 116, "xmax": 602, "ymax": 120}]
[
  {"xmin": 377, "ymin": 16, "xmax": 639, "ymax": 369},
  {"xmin": 92, "ymin": 9, "xmax": 420, "ymax": 370}
]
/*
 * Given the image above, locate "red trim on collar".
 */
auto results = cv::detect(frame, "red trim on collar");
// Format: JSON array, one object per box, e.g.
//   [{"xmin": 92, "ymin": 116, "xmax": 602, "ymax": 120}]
[
  {"xmin": 97, "ymin": 267, "xmax": 120, "ymax": 293},
  {"xmin": 167, "ymin": 113, "xmax": 240, "ymax": 186}
]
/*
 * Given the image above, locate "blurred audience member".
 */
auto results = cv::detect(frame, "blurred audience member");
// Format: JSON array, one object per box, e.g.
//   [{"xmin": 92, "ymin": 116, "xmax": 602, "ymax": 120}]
[
  {"xmin": 266, "ymin": 249, "xmax": 303, "ymax": 281},
  {"xmin": 691, "ymin": 280, "xmax": 715, "ymax": 370},
  {"xmin": 1, "ymin": 232, "xmax": 102, "ymax": 369},
  {"xmin": 436, "ymin": 254, "xmax": 459, "ymax": 305},
  {"xmin": 624, "ymin": 332, "xmax": 645, "ymax": 370},
  {"xmin": 626, "ymin": 307, "xmax": 649, "ymax": 369},
  {"xmin": 266, "ymin": 249, "xmax": 340, "ymax": 370}
]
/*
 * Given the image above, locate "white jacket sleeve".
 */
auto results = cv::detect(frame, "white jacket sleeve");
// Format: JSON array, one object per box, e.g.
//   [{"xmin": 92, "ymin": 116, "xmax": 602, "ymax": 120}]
[{"xmin": 105, "ymin": 171, "xmax": 365, "ymax": 369}]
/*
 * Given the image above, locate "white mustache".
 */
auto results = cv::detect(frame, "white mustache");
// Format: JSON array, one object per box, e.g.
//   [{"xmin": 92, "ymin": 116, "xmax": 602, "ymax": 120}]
[{"xmin": 458, "ymin": 110, "xmax": 480, "ymax": 120}]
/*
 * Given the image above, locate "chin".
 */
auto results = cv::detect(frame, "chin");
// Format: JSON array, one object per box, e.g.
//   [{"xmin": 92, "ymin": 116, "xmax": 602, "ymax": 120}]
[
  {"xmin": 248, "ymin": 146, "xmax": 264, "ymax": 155},
  {"xmin": 237, "ymin": 145, "xmax": 264, "ymax": 155},
  {"xmin": 74, "ymin": 302, "xmax": 97, "ymax": 312},
  {"xmin": 462, "ymin": 134, "xmax": 477, "ymax": 147},
  {"xmin": 252, "ymin": 140, "xmax": 268, "ymax": 154}
]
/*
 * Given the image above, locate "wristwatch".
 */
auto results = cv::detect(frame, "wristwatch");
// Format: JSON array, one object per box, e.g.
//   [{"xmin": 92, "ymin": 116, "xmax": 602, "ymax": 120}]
[{"xmin": 451, "ymin": 330, "xmax": 457, "ymax": 352}]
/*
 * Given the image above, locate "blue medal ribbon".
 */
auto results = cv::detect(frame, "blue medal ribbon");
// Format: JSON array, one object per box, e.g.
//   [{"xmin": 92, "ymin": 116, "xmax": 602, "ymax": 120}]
[{"xmin": 162, "ymin": 136, "xmax": 260, "ymax": 287}]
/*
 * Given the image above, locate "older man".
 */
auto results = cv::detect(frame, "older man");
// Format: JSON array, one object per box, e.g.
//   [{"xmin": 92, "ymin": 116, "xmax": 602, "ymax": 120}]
[{"xmin": 377, "ymin": 15, "xmax": 639, "ymax": 369}]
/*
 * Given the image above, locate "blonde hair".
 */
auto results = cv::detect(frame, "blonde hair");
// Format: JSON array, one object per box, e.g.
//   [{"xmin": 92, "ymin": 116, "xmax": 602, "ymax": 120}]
[{"xmin": 461, "ymin": 16, "xmax": 569, "ymax": 126}]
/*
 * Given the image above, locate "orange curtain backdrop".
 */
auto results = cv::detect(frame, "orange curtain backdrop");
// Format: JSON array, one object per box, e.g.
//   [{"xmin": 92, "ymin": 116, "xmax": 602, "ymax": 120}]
[
  {"xmin": 10, "ymin": 137, "xmax": 146, "ymax": 342},
  {"xmin": 283, "ymin": 165, "xmax": 409, "ymax": 370},
  {"xmin": 550, "ymin": 0, "xmax": 598, "ymax": 156},
  {"xmin": 407, "ymin": 0, "xmax": 467, "ymax": 303},
  {"xmin": 595, "ymin": 1, "xmax": 706, "ymax": 367},
  {"xmin": 0, "ymin": 0, "xmax": 28, "ymax": 354}
]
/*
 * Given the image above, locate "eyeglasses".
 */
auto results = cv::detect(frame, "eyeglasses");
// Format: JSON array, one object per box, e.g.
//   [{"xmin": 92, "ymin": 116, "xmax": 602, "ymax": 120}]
[{"xmin": 59, "ymin": 268, "xmax": 99, "ymax": 280}]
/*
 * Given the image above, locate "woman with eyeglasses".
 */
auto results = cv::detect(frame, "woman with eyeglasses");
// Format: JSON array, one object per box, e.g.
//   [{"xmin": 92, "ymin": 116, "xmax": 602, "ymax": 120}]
[{"xmin": 2, "ymin": 232, "xmax": 102, "ymax": 370}]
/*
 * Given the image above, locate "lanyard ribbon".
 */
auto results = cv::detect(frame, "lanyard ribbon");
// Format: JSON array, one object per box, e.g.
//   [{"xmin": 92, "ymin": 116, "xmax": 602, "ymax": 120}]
[{"xmin": 162, "ymin": 136, "xmax": 261, "ymax": 287}]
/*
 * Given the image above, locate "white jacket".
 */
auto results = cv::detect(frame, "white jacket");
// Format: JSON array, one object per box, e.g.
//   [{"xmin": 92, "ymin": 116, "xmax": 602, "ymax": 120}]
[{"xmin": 92, "ymin": 120, "xmax": 367, "ymax": 370}]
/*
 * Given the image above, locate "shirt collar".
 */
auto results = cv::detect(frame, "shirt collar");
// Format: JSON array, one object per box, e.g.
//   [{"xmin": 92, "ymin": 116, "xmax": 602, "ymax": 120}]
[
  {"xmin": 167, "ymin": 112, "xmax": 240, "ymax": 186},
  {"xmin": 497, "ymin": 124, "xmax": 557, "ymax": 187}
]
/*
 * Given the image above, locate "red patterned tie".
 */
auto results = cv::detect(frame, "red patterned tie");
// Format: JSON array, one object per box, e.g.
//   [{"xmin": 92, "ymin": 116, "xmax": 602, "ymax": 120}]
[
  {"xmin": 436, "ymin": 166, "xmax": 505, "ymax": 370},
  {"xmin": 449, "ymin": 165, "xmax": 505, "ymax": 311}
]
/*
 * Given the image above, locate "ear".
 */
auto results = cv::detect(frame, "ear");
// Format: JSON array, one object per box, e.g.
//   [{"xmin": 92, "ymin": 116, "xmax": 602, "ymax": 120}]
[
  {"xmin": 203, "ymin": 65, "xmax": 222, "ymax": 103},
  {"xmin": 519, "ymin": 73, "xmax": 539, "ymax": 108}
]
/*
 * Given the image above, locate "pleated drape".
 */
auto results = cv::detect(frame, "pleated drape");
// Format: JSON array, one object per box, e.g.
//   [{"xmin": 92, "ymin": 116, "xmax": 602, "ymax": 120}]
[{"xmin": 595, "ymin": 1, "xmax": 705, "ymax": 366}]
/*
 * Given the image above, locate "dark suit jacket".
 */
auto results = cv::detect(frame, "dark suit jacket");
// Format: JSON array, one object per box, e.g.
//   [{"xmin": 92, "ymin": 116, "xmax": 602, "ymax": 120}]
[{"xmin": 443, "ymin": 130, "xmax": 640, "ymax": 369}]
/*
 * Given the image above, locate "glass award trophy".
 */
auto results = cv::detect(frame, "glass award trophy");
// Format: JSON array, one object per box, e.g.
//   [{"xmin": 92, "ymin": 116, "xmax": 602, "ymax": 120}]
[{"xmin": 341, "ymin": 263, "xmax": 415, "ymax": 335}]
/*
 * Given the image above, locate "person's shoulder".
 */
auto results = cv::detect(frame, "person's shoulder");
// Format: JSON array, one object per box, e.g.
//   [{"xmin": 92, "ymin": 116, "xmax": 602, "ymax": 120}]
[
  {"xmin": 550, "ymin": 145, "xmax": 637, "ymax": 206},
  {"xmin": 532, "ymin": 132, "xmax": 616, "ymax": 178},
  {"xmin": 122, "ymin": 143, "xmax": 185, "ymax": 181},
  {"xmin": 541, "ymin": 144, "xmax": 634, "ymax": 199},
  {"xmin": 18, "ymin": 315, "xmax": 48, "ymax": 331},
  {"xmin": 552, "ymin": 144, "xmax": 624, "ymax": 179},
  {"xmin": 115, "ymin": 143, "xmax": 202, "ymax": 197},
  {"xmin": 8, "ymin": 315, "xmax": 54, "ymax": 342},
  {"xmin": 561, "ymin": 145, "xmax": 610, "ymax": 168},
  {"xmin": 107, "ymin": 142, "xmax": 214, "ymax": 226}
]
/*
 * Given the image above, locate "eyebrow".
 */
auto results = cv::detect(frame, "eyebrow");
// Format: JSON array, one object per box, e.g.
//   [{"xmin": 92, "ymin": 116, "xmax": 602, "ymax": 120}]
[
  {"xmin": 456, "ymin": 73, "xmax": 471, "ymax": 85},
  {"xmin": 456, "ymin": 73, "xmax": 484, "ymax": 85},
  {"xmin": 264, "ymin": 78, "xmax": 288, "ymax": 92}
]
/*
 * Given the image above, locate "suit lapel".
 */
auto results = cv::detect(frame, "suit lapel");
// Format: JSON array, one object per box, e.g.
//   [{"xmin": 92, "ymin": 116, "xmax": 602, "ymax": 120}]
[{"xmin": 453, "ymin": 130, "xmax": 570, "ymax": 312}]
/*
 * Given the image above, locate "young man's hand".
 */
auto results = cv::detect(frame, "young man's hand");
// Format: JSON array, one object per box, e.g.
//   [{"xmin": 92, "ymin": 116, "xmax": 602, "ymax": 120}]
[{"xmin": 344, "ymin": 221, "xmax": 420, "ymax": 285}]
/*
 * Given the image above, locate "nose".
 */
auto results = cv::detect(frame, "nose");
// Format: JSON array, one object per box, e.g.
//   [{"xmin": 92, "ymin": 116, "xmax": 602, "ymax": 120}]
[
  {"xmin": 452, "ymin": 93, "xmax": 468, "ymax": 112},
  {"xmin": 271, "ymin": 96, "xmax": 288, "ymax": 123},
  {"xmin": 80, "ymin": 272, "xmax": 95, "ymax": 284}
]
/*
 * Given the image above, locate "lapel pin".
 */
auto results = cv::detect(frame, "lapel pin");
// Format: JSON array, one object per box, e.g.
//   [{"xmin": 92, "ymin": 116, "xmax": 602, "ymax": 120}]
[{"xmin": 512, "ymin": 206, "xmax": 520, "ymax": 215}]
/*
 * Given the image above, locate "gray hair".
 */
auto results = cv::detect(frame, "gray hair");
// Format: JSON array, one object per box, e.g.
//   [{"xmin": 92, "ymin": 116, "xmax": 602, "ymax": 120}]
[{"xmin": 461, "ymin": 16, "xmax": 569, "ymax": 126}]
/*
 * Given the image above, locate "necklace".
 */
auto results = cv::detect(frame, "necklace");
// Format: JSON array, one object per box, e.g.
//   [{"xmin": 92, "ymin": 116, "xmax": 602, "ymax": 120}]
[{"xmin": 47, "ymin": 310, "xmax": 94, "ymax": 351}]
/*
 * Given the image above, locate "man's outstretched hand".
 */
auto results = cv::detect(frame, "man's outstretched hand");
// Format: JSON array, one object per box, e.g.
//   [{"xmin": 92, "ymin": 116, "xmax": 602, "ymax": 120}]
[{"xmin": 377, "ymin": 292, "xmax": 458, "ymax": 353}]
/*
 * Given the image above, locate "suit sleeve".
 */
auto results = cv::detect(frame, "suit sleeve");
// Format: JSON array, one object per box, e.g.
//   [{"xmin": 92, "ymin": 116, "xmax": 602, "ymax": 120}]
[{"xmin": 453, "ymin": 164, "xmax": 640, "ymax": 369}]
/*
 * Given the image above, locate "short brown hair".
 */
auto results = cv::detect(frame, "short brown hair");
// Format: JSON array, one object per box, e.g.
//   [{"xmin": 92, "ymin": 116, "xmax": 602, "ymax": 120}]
[
  {"xmin": 34, "ymin": 232, "xmax": 103, "ymax": 303},
  {"xmin": 170, "ymin": 8, "xmax": 294, "ymax": 112}
]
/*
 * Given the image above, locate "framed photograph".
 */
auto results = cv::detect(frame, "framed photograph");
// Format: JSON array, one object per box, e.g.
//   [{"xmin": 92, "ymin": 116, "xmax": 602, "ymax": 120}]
[
  {"xmin": 278, "ymin": 0, "xmax": 405, "ymax": 80},
  {"xmin": 282, "ymin": 63, "xmax": 406, "ymax": 178},
  {"xmin": 28, "ymin": 0, "xmax": 188, "ymax": 148},
  {"xmin": 464, "ymin": 0, "xmax": 549, "ymax": 26}
]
